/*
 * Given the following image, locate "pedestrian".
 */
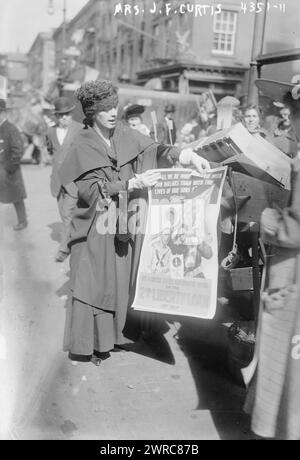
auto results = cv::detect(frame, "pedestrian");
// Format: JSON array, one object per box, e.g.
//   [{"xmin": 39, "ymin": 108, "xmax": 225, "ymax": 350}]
[
  {"xmin": 242, "ymin": 104, "xmax": 273, "ymax": 142},
  {"xmin": 243, "ymin": 78, "xmax": 300, "ymax": 440},
  {"xmin": 272, "ymin": 105, "xmax": 298, "ymax": 158},
  {"xmin": 46, "ymin": 97, "xmax": 81, "ymax": 262},
  {"xmin": 58, "ymin": 79, "xmax": 210, "ymax": 365},
  {"xmin": 123, "ymin": 104, "xmax": 150, "ymax": 136},
  {"xmin": 0, "ymin": 99, "xmax": 28, "ymax": 231},
  {"xmin": 152, "ymin": 103, "xmax": 177, "ymax": 145}
]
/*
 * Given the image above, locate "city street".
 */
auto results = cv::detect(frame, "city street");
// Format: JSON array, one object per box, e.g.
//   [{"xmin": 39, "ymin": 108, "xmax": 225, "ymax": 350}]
[{"xmin": 0, "ymin": 164, "xmax": 256, "ymax": 440}]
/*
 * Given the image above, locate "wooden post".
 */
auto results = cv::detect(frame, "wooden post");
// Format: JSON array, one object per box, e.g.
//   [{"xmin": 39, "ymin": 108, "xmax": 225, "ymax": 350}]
[
  {"xmin": 166, "ymin": 118, "xmax": 174, "ymax": 145},
  {"xmin": 151, "ymin": 111, "xmax": 158, "ymax": 142}
]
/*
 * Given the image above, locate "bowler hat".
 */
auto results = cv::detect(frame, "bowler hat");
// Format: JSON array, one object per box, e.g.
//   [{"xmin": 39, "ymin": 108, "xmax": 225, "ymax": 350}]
[
  {"xmin": 0, "ymin": 99, "xmax": 6, "ymax": 111},
  {"xmin": 124, "ymin": 104, "xmax": 145, "ymax": 119},
  {"xmin": 164, "ymin": 103, "xmax": 176, "ymax": 113},
  {"xmin": 53, "ymin": 97, "xmax": 75, "ymax": 114}
]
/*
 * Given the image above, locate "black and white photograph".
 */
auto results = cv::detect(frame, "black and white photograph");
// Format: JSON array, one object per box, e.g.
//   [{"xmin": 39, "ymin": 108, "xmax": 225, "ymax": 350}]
[{"xmin": 1, "ymin": 0, "xmax": 300, "ymax": 442}]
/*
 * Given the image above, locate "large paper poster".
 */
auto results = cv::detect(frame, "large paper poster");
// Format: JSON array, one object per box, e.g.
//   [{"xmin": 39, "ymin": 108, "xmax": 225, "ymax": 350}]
[{"xmin": 132, "ymin": 167, "xmax": 227, "ymax": 319}]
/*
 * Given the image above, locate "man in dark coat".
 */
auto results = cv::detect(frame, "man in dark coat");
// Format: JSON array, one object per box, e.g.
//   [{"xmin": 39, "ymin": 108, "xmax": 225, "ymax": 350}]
[
  {"xmin": 46, "ymin": 97, "xmax": 81, "ymax": 262},
  {"xmin": 153, "ymin": 103, "xmax": 177, "ymax": 145},
  {"xmin": 0, "ymin": 99, "xmax": 27, "ymax": 230}
]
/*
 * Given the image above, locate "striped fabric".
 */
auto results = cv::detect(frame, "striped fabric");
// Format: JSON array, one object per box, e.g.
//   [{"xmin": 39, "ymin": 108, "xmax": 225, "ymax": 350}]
[{"xmin": 245, "ymin": 254, "xmax": 300, "ymax": 440}]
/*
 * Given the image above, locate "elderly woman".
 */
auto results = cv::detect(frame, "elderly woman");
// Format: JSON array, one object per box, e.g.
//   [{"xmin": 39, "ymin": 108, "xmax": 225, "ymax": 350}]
[
  {"xmin": 242, "ymin": 104, "xmax": 273, "ymax": 142},
  {"xmin": 59, "ymin": 79, "xmax": 209, "ymax": 365}
]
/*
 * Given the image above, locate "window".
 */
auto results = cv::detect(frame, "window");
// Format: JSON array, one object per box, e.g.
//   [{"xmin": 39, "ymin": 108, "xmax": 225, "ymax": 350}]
[
  {"xmin": 151, "ymin": 24, "xmax": 160, "ymax": 57},
  {"xmin": 152, "ymin": 24, "xmax": 159, "ymax": 37},
  {"xmin": 139, "ymin": 36, "xmax": 144, "ymax": 58},
  {"xmin": 212, "ymin": 10, "xmax": 237, "ymax": 55},
  {"xmin": 165, "ymin": 18, "xmax": 172, "ymax": 33},
  {"xmin": 165, "ymin": 19, "xmax": 172, "ymax": 55}
]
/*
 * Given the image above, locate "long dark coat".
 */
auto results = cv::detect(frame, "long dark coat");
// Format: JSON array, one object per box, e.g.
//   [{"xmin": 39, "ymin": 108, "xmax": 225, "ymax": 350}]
[
  {"xmin": 0, "ymin": 119, "xmax": 26, "ymax": 203},
  {"xmin": 59, "ymin": 122, "xmax": 180, "ymax": 321}
]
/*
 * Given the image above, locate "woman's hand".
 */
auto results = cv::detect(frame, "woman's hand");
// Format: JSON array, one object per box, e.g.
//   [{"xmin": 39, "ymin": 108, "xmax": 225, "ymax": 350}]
[
  {"xmin": 128, "ymin": 170, "xmax": 161, "ymax": 190},
  {"xmin": 179, "ymin": 148, "xmax": 211, "ymax": 173}
]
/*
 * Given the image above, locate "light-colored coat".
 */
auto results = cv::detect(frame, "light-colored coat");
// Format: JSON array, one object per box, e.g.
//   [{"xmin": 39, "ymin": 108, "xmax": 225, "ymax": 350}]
[{"xmin": 244, "ymin": 159, "xmax": 300, "ymax": 440}]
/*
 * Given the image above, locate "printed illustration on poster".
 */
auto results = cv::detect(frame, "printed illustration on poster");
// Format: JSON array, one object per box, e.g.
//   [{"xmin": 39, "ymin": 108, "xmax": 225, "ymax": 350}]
[{"xmin": 132, "ymin": 167, "xmax": 227, "ymax": 319}]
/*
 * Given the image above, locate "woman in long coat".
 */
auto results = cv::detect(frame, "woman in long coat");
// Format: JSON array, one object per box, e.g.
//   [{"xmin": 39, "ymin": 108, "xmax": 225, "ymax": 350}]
[
  {"xmin": 59, "ymin": 79, "xmax": 209, "ymax": 364},
  {"xmin": 0, "ymin": 99, "xmax": 27, "ymax": 230}
]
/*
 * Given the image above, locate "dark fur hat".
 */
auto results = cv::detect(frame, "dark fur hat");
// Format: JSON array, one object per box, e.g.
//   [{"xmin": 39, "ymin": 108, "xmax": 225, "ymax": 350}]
[{"xmin": 75, "ymin": 79, "xmax": 118, "ymax": 116}]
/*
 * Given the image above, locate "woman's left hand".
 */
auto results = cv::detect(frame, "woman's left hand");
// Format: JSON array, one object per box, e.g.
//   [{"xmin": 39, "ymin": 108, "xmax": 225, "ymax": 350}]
[{"xmin": 179, "ymin": 148, "xmax": 211, "ymax": 173}]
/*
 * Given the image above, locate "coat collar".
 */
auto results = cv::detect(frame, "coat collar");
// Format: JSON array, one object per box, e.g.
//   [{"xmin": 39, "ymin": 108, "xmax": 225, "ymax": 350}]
[{"xmin": 59, "ymin": 121, "xmax": 156, "ymax": 185}]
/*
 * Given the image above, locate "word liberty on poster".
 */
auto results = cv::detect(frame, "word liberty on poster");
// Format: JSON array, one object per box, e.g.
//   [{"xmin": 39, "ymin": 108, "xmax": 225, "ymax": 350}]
[{"xmin": 132, "ymin": 167, "xmax": 227, "ymax": 319}]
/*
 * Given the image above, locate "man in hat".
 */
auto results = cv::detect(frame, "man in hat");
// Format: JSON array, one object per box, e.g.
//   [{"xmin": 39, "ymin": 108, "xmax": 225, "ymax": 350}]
[
  {"xmin": 123, "ymin": 104, "xmax": 150, "ymax": 136},
  {"xmin": 153, "ymin": 103, "xmax": 177, "ymax": 145},
  {"xmin": 0, "ymin": 99, "xmax": 27, "ymax": 231},
  {"xmin": 272, "ymin": 104, "xmax": 298, "ymax": 158},
  {"xmin": 46, "ymin": 96, "xmax": 81, "ymax": 262}
]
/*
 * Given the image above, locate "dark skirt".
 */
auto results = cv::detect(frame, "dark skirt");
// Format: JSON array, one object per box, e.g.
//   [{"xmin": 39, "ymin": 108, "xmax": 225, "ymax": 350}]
[
  {"xmin": 63, "ymin": 239, "xmax": 133, "ymax": 355},
  {"xmin": 66, "ymin": 298, "xmax": 130, "ymax": 355}
]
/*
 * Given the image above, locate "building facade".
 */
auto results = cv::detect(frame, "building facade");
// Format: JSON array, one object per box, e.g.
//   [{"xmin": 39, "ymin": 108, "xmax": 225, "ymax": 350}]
[
  {"xmin": 27, "ymin": 32, "xmax": 56, "ymax": 94},
  {"xmin": 0, "ymin": 53, "xmax": 28, "ymax": 104},
  {"xmin": 0, "ymin": 54, "xmax": 8, "ymax": 98},
  {"xmin": 48, "ymin": 0, "xmax": 300, "ymax": 99}
]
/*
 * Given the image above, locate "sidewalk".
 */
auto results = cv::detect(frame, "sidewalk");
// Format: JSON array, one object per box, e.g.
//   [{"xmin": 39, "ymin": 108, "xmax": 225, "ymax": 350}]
[{"xmin": 0, "ymin": 164, "xmax": 255, "ymax": 440}]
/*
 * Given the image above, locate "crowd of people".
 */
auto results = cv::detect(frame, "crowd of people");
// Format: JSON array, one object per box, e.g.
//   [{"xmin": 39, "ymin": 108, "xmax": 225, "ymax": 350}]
[
  {"xmin": 120, "ymin": 96, "xmax": 300, "ymax": 160},
  {"xmin": 1, "ymin": 75, "xmax": 300, "ymax": 439}
]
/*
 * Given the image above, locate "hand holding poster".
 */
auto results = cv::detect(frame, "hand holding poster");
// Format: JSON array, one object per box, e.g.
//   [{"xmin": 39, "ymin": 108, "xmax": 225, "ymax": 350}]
[{"xmin": 132, "ymin": 166, "xmax": 227, "ymax": 319}]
